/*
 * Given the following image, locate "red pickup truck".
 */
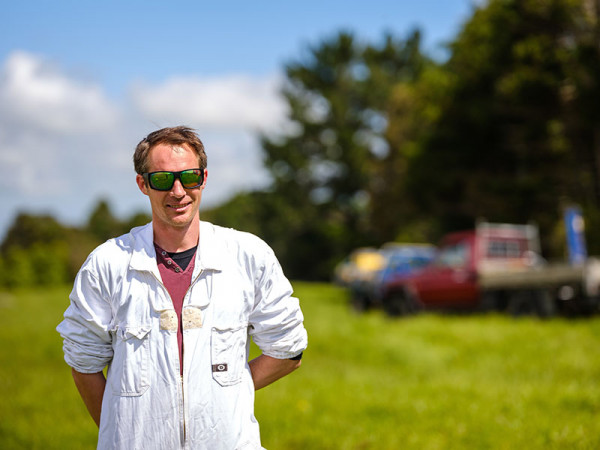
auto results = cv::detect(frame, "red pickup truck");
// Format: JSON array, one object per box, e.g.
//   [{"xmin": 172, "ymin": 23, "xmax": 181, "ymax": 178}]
[{"xmin": 381, "ymin": 222, "xmax": 600, "ymax": 317}]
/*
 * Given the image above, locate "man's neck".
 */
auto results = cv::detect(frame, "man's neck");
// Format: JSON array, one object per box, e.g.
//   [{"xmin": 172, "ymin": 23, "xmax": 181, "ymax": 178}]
[{"xmin": 152, "ymin": 217, "xmax": 200, "ymax": 253}]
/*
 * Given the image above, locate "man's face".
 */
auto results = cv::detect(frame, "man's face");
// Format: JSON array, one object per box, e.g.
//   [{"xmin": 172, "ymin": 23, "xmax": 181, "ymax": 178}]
[{"xmin": 135, "ymin": 142, "xmax": 207, "ymax": 231}]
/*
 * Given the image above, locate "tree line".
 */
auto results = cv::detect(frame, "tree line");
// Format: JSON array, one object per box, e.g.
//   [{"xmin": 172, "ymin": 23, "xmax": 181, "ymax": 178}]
[
  {"xmin": 0, "ymin": 202, "xmax": 150, "ymax": 288},
  {"xmin": 2, "ymin": 0, "xmax": 600, "ymax": 285}
]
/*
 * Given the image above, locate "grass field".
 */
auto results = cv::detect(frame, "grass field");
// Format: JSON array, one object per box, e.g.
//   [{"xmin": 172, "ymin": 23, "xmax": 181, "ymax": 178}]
[{"xmin": 1, "ymin": 282, "xmax": 599, "ymax": 449}]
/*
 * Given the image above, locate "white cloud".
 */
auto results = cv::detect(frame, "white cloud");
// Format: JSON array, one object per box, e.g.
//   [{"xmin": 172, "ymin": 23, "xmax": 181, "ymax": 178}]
[
  {"xmin": 0, "ymin": 132, "xmax": 70, "ymax": 195},
  {"xmin": 130, "ymin": 74, "xmax": 289, "ymax": 133},
  {"xmin": 0, "ymin": 51, "xmax": 125, "ymax": 199},
  {"xmin": 199, "ymin": 130, "xmax": 271, "ymax": 206},
  {"xmin": 0, "ymin": 51, "xmax": 286, "ymax": 240},
  {"xmin": 0, "ymin": 51, "xmax": 118, "ymax": 133}
]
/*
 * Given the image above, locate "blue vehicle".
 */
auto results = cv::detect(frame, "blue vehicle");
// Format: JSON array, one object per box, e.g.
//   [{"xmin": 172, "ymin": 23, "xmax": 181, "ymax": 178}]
[{"xmin": 349, "ymin": 243, "xmax": 436, "ymax": 312}]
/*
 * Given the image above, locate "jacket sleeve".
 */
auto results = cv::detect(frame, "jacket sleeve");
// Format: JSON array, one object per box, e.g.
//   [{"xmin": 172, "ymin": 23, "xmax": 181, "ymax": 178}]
[
  {"xmin": 56, "ymin": 264, "xmax": 114, "ymax": 373},
  {"xmin": 248, "ymin": 246, "xmax": 308, "ymax": 359}
]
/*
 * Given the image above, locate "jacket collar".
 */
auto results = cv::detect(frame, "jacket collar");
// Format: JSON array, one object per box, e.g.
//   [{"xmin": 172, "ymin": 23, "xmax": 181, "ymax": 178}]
[
  {"xmin": 128, "ymin": 223, "xmax": 157, "ymax": 275},
  {"xmin": 197, "ymin": 221, "xmax": 225, "ymax": 272},
  {"xmin": 129, "ymin": 221, "xmax": 224, "ymax": 275}
]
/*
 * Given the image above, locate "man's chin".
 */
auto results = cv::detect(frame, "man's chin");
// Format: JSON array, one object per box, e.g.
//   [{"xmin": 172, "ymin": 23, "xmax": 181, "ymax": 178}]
[
  {"xmin": 167, "ymin": 212, "xmax": 198, "ymax": 228},
  {"xmin": 168, "ymin": 218, "xmax": 192, "ymax": 228}
]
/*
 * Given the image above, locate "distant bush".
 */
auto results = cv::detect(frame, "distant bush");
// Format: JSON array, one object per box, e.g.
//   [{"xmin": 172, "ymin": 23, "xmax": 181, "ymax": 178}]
[
  {"xmin": 0, "ymin": 200, "xmax": 150, "ymax": 289},
  {"xmin": 1, "ymin": 247, "xmax": 35, "ymax": 288}
]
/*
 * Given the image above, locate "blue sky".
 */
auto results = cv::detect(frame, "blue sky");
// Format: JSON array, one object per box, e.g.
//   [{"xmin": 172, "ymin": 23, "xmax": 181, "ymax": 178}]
[{"xmin": 0, "ymin": 0, "xmax": 478, "ymax": 240}]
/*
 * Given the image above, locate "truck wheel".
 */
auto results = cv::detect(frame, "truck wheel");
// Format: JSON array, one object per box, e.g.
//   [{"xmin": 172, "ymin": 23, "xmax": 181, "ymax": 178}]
[
  {"xmin": 507, "ymin": 291, "xmax": 535, "ymax": 317},
  {"xmin": 383, "ymin": 290, "xmax": 421, "ymax": 317},
  {"xmin": 507, "ymin": 290, "xmax": 556, "ymax": 318},
  {"xmin": 534, "ymin": 290, "xmax": 556, "ymax": 318},
  {"xmin": 480, "ymin": 292, "xmax": 501, "ymax": 313}
]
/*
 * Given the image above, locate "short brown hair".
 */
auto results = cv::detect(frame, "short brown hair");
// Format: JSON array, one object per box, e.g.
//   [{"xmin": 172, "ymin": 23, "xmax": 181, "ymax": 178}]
[{"xmin": 133, "ymin": 126, "xmax": 207, "ymax": 174}]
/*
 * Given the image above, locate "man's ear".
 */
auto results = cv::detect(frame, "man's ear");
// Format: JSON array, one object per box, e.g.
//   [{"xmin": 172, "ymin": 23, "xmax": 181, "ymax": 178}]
[
  {"xmin": 136, "ymin": 174, "xmax": 149, "ymax": 196},
  {"xmin": 201, "ymin": 169, "xmax": 208, "ymax": 189}
]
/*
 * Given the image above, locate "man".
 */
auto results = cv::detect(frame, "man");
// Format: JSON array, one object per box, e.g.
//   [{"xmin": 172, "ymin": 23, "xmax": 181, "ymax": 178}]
[{"xmin": 57, "ymin": 126, "xmax": 308, "ymax": 449}]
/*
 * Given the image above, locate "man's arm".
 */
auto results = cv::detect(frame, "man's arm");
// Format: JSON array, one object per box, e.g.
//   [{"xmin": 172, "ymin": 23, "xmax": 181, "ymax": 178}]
[
  {"xmin": 71, "ymin": 369, "xmax": 106, "ymax": 427},
  {"xmin": 248, "ymin": 354, "xmax": 301, "ymax": 390}
]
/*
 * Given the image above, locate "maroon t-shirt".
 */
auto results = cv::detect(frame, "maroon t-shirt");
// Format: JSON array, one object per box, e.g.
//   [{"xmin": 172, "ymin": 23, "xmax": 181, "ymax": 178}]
[{"xmin": 154, "ymin": 243, "xmax": 196, "ymax": 375}]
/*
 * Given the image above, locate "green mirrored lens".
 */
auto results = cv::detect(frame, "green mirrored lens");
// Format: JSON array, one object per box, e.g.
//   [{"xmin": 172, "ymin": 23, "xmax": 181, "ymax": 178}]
[
  {"xmin": 180, "ymin": 170, "xmax": 202, "ymax": 188},
  {"xmin": 150, "ymin": 172, "xmax": 174, "ymax": 190}
]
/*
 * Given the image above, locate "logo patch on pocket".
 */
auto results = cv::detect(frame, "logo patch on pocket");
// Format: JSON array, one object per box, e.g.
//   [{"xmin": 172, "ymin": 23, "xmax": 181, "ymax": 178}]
[
  {"xmin": 212, "ymin": 363, "xmax": 228, "ymax": 373},
  {"xmin": 183, "ymin": 307, "xmax": 203, "ymax": 329},
  {"xmin": 159, "ymin": 310, "xmax": 178, "ymax": 331}
]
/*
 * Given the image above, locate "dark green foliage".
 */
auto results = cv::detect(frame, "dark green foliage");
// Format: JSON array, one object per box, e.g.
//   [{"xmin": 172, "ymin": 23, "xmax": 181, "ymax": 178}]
[
  {"xmin": 0, "ymin": 199, "xmax": 151, "ymax": 288},
  {"xmin": 406, "ymin": 0, "xmax": 600, "ymax": 256},
  {"xmin": 1, "ymin": 247, "xmax": 35, "ymax": 288},
  {"xmin": 251, "ymin": 30, "xmax": 432, "ymax": 279},
  {"xmin": 0, "ymin": 214, "xmax": 71, "ymax": 288},
  {"xmin": 29, "ymin": 242, "xmax": 70, "ymax": 286},
  {"xmin": 86, "ymin": 199, "xmax": 123, "ymax": 243},
  {"xmin": 124, "ymin": 211, "xmax": 153, "ymax": 231},
  {"xmin": 0, "ymin": 213, "xmax": 67, "ymax": 253},
  {"xmin": 204, "ymin": 191, "xmax": 350, "ymax": 280},
  {"xmin": 244, "ymin": 0, "xmax": 600, "ymax": 270}
]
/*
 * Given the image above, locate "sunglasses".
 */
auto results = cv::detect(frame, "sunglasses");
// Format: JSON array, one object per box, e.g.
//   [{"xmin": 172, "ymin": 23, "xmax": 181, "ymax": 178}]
[{"xmin": 142, "ymin": 169, "xmax": 204, "ymax": 191}]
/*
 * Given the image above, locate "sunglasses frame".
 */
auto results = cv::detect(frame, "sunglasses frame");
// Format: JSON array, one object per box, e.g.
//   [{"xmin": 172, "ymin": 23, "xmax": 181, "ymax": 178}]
[{"xmin": 142, "ymin": 168, "xmax": 204, "ymax": 191}]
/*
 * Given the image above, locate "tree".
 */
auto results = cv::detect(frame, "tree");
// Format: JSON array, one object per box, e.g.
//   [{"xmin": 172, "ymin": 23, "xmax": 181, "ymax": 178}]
[
  {"xmin": 2, "ymin": 247, "xmax": 35, "ymax": 288},
  {"xmin": 561, "ymin": 0, "xmax": 600, "ymax": 253},
  {"xmin": 256, "ymin": 30, "xmax": 431, "ymax": 279},
  {"xmin": 0, "ymin": 213, "xmax": 67, "ymax": 254},
  {"xmin": 30, "ymin": 242, "xmax": 70, "ymax": 285},
  {"xmin": 405, "ymin": 0, "xmax": 593, "ymax": 255},
  {"xmin": 367, "ymin": 42, "xmax": 447, "ymax": 243},
  {"xmin": 86, "ymin": 199, "xmax": 123, "ymax": 242},
  {"xmin": 0, "ymin": 201, "xmax": 151, "ymax": 288},
  {"xmin": 0, "ymin": 213, "xmax": 82, "ymax": 287}
]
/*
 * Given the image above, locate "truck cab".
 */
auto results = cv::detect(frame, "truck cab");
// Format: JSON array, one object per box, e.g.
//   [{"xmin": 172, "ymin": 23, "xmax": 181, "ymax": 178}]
[
  {"xmin": 407, "ymin": 231, "xmax": 479, "ymax": 308},
  {"xmin": 382, "ymin": 222, "xmax": 543, "ymax": 315}
]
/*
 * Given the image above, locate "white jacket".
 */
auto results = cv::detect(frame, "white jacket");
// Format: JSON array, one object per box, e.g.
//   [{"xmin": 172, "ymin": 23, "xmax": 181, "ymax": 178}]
[{"xmin": 57, "ymin": 221, "xmax": 308, "ymax": 449}]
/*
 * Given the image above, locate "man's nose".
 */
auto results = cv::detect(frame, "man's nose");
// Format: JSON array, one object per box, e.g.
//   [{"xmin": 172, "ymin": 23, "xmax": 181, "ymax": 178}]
[{"xmin": 171, "ymin": 179, "xmax": 186, "ymax": 196}]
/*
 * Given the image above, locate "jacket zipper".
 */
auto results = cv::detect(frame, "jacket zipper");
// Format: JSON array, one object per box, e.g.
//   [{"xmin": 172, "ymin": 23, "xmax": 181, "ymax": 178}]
[
  {"xmin": 181, "ymin": 375, "xmax": 186, "ymax": 444},
  {"xmin": 151, "ymin": 269, "xmax": 203, "ymax": 448},
  {"xmin": 179, "ymin": 270, "xmax": 202, "ymax": 448},
  {"xmin": 150, "ymin": 273, "xmax": 186, "ymax": 446}
]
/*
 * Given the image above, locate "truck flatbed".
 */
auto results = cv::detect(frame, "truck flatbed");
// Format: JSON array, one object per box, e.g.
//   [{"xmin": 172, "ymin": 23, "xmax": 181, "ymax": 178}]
[{"xmin": 479, "ymin": 264, "xmax": 584, "ymax": 290}]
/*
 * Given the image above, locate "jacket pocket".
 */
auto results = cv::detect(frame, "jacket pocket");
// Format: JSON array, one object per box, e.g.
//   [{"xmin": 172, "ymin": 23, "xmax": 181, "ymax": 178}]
[
  {"xmin": 109, "ymin": 325, "xmax": 151, "ymax": 396},
  {"xmin": 211, "ymin": 325, "xmax": 247, "ymax": 387}
]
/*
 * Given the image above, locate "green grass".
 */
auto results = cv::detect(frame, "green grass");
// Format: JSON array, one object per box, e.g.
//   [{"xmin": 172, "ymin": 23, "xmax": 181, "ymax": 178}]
[
  {"xmin": 0, "ymin": 287, "xmax": 98, "ymax": 449},
  {"xmin": 1, "ymin": 283, "xmax": 599, "ymax": 449}
]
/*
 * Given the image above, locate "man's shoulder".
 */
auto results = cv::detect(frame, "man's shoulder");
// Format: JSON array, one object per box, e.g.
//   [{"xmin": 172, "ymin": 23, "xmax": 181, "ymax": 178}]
[
  {"xmin": 97, "ymin": 224, "xmax": 148, "ymax": 252},
  {"xmin": 203, "ymin": 221, "xmax": 268, "ymax": 251},
  {"xmin": 207, "ymin": 222, "xmax": 262, "ymax": 241},
  {"xmin": 85, "ymin": 223, "xmax": 151, "ymax": 268},
  {"xmin": 209, "ymin": 222, "xmax": 268, "ymax": 250}
]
